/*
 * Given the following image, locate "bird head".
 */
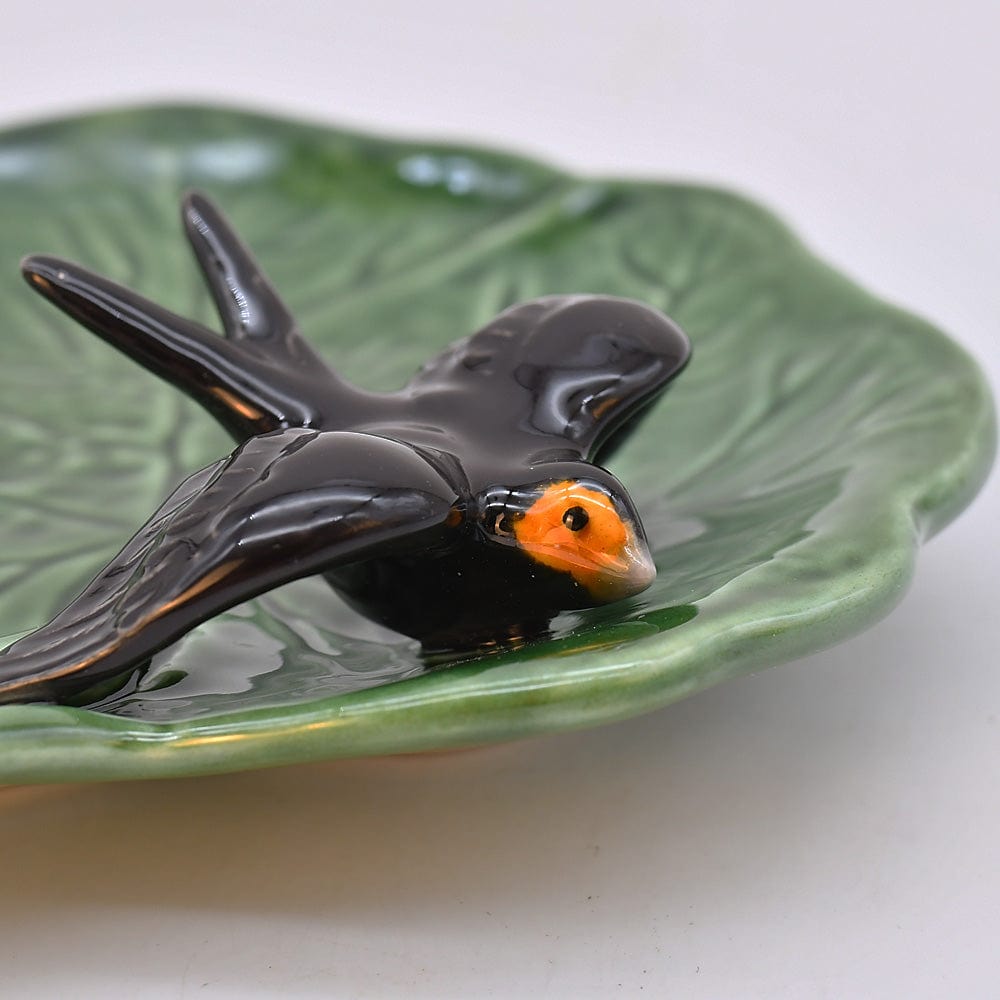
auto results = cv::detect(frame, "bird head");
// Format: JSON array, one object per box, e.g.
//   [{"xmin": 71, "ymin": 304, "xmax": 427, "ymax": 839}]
[{"xmin": 475, "ymin": 464, "xmax": 656, "ymax": 606}]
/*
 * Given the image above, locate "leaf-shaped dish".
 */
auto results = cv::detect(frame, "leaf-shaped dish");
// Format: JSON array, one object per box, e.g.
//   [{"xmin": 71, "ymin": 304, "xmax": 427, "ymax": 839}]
[{"xmin": 0, "ymin": 106, "xmax": 992, "ymax": 784}]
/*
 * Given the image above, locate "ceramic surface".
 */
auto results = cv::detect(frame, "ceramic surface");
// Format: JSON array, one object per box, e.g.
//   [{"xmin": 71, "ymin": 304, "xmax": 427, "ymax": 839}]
[{"xmin": 0, "ymin": 106, "xmax": 992, "ymax": 783}]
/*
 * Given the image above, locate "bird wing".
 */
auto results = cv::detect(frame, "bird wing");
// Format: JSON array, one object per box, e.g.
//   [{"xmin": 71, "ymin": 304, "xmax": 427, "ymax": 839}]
[
  {"xmin": 0, "ymin": 428, "xmax": 457, "ymax": 704},
  {"xmin": 403, "ymin": 295, "xmax": 690, "ymax": 461}
]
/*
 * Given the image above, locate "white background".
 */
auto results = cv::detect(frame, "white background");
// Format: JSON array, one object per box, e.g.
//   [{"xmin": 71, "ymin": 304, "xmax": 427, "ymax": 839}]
[{"xmin": 1, "ymin": 3, "xmax": 998, "ymax": 996}]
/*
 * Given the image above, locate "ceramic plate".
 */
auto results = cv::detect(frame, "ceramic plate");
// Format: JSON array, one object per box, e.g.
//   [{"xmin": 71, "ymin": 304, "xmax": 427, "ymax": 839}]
[{"xmin": 0, "ymin": 106, "xmax": 992, "ymax": 783}]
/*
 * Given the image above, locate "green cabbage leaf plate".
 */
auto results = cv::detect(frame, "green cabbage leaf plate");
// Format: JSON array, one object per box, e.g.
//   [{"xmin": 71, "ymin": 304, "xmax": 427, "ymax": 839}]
[{"xmin": 0, "ymin": 106, "xmax": 992, "ymax": 783}]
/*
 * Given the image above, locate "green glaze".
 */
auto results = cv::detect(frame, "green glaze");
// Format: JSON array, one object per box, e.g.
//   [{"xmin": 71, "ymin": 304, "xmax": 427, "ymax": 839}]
[{"xmin": 0, "ymin": 106, "xmax": 992, "ymax": 783}]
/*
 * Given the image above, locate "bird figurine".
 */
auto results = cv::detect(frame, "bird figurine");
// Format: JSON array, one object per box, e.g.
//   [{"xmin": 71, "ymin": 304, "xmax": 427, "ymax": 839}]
[{"xmin": 0, "ymin": 192, "xmax": 690, "ymax": 705}]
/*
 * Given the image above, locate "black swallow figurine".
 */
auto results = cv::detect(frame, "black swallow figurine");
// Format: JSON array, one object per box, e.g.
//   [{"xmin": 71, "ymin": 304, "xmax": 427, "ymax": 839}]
[{"xmin": 0, "ymin": 193, "xmax": 690, "ymax": 705}]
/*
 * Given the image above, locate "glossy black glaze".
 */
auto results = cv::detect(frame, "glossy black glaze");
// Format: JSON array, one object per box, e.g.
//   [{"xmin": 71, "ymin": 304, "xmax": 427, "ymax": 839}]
[{"xmin": 0, "ymin": 193, "xmax": 690, "ymax": 704}]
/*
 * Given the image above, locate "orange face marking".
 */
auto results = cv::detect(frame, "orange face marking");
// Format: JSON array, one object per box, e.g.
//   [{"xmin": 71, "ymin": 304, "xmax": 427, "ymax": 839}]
[{"xmin": 511, "ymin": 481, "xmax": 655, "ymax": 602}]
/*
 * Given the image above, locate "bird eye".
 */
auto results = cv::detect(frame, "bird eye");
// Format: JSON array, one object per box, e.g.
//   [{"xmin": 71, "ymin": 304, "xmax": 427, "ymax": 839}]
[
  {"xmin": 562, "ymin": 506, "xmax": 589, "ymax": 531},
  {"xmin": 493, "ymin": 512, "xmax": 515, "ymax": 536}
]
